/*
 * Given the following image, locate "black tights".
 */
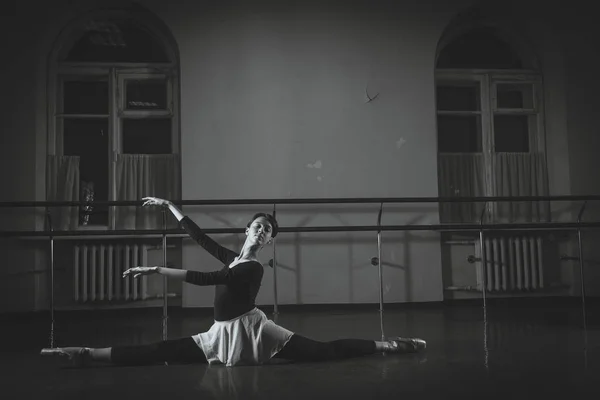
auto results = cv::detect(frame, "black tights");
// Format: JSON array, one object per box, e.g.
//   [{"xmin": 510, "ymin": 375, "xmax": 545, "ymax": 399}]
[
  {"xmin": 274, "ymin": 334, "xmax": 377, "ymax": 362},
  {"xmin": 111, "ymin": 334, "xmax": 377, "ymax": 366},
  {"xmin": 111, "ymin": 337, "xmax": 206, "ymax": 365}
]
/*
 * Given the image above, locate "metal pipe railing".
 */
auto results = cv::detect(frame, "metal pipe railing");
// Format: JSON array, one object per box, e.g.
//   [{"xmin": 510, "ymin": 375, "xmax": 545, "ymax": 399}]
[
  {"xmin": 44, "ymin": 210, "xmax": 55, "ymax": 349},
  {"xmin": 577, "ymin": 201, "xmax": 588, "ymax": 369},
  {"xmin": 478, "ymin": 202, "xmax": 489, "ymax": 371},
  {"xmin": 2, "ymin": 194, "xmax": 600, "ymax": 207},
  {"xmin": 272, "ymin": 204, "xmax": 279, "ymax": 319},
  {"xmin": 161, "ymin": 209, "xmax": 169, "ymax": 343},
  {"xmin": 376, "ymin": 202, "xmax": 385, "ymax": 342},
  {"xmin": 4, "ymin": 221, "xmax": 600, "ymax": 238}
]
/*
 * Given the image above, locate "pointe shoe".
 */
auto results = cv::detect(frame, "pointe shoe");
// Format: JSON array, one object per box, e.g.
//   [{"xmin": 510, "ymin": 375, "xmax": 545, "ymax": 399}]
[
  {"xmin": 40, "ymin": 347, "xmax": 92, "ymax": 367},
  {"xmin": 386, "ymin": 337, "xmax": 426, "ymax": 353}
]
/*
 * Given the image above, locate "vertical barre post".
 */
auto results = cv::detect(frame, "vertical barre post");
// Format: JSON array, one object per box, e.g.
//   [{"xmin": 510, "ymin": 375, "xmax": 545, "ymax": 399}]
[
  {"xmin": 46, "ymin": 211, "xmax": 55, "ymax": 349},
  {"xmin": 162, "ymin": 209, "xmax": 168, "ymax": 342},
  {"xmin": 478, "ymin": 203, "xmax": 488, "ymax": 311},
  {"xmin": 577, "ymin": 201, "xmax": 588, "ymax": 368},
  {"xmin": 272, "ymin": 204, "xmax": 278, "ymax": 317},
  {"xmin": 478, "ymin": 202, "xmax": 489, "ymax": 371},
  {"xmin": 377, "ymin": 202, "xmax": 385, "ymax": 342}
]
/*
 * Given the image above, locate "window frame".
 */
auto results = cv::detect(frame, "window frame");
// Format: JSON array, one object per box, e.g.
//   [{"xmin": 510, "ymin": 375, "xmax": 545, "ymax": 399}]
[
  {"xmin": 117, "ymin": 70, "xmax": 177, "ymax": 155},
  {"xmin": 436, "ymin": 69, "xmax": 545, "ymax": 155},
  {"xmin": 435, "ymin": 69, "xmax": 546, "ymax": 216},
  {"xmin": 490, "ymin": 73, "xmax": 544, "ymax": 154},
  {"xmin": 435, "ymin": 74, "xmax": 488, "ymax": 155},
  {"xmin": 48, "ymin": 62, "xmax": 180, "ymax": 229}
]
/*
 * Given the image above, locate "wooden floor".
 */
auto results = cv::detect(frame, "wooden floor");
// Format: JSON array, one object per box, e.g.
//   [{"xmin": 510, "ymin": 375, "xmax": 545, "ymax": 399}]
[{"xmin": 1, "ymin": 298, "xmax": 599, "ymax": 399}]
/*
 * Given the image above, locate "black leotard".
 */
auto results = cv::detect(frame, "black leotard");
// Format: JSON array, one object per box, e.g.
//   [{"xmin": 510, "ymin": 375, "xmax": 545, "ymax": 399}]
[{"xmin": 180, "ymin": 216, "xmax": 264, "ymax": 321}]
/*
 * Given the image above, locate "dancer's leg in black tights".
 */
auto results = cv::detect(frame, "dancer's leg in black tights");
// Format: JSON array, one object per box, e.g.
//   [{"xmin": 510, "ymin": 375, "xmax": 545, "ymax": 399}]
[
  {"xmin": 274, "ymin": 334, "xmax": 378, "ymax": 362},
  {"xmin": 109, "ymin": 337, "xmax": 207, "ymax": 366},
  {"xmin": 49, "ymin": 335, "xmax": 418, "ymax": 366}
]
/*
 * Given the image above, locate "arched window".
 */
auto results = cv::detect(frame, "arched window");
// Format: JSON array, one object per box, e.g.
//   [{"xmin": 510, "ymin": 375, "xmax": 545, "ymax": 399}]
[
  {"xmin": 47, "ymin": 9, "xmax": 180, "ymax": 229},
  {"xmin": 63, "ymin": 19, "xmax": 170, "ymax": 63},
  {"xmin": 435, "ymin": 18, "xmax": 548, "ymax": 224},
  {"xmin": 437, "ymin": 26, "xmax": 523, "ymax": 70}
]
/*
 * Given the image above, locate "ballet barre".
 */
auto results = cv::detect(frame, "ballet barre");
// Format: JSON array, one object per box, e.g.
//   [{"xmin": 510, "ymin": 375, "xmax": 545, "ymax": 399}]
[{"xmin": 1, "ymin": 195, "xmax": 599, "ymax": 350}]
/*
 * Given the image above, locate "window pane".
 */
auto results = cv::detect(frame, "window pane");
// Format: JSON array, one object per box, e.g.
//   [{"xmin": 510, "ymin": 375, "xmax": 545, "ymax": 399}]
[
  {"xmin": 496, "ymin": 83, "xmax": 534, "ymax": 109},
  {"xmin": 126, "ymin": 79, "xmax": 167, "ymax": 110},
  {"xmin": 63, "ymin": 118, "xmax": 109, "ymax": 225},
  {"xmin": 436, "ymin": 83, "xmax": 480, "ymax": 111},
  {"xmin": 122, "ymin": 118, "xmax": 172, "ymax": 154},
  {"xmin": 64, "ymin": 19, "xmax": 169, "ymax": 63},
  {"xmin": 493, "ymin": 115, "xmax": 532, "ymax": 152},
  {"xmin": 63, "ymin": 81, "xmax": 108, "ymax": 114},
  {"xmin": 437, "ymin": 115, "xmax": 482, "ymax": 153}
]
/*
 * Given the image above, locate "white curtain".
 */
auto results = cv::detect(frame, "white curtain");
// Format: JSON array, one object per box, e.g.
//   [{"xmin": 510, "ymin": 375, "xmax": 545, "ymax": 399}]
[
  {"xmin": 491, "ymin": 153, "xmax": 550, "ymax": 223},
  {"xmin": 46, "ymin": 155, "xmax": 80, "ymax": 230},
  {"xmin": 111, "ymin": 154, "xmax": 181, "ymax": 230},
  {"xmin": 438, "ymin": 154, "xmax": 485, "ymax": 223},
  {"xmin": 438, "ymin": 153, "xmax": 550, "ymax": 223}
]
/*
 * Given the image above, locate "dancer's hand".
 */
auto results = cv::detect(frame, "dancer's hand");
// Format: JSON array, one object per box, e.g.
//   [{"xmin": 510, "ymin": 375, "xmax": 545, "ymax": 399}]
[
  {"xmin": 142, "ymin": 196, "xmax": 185, "ymax": 222},
  {"xmin": 142, "ymin": 197, "xmax": 171, "ymax": 207},
  {"xmin": 123, "ymin": 266, "xmax": 160, "ymax": 279}
]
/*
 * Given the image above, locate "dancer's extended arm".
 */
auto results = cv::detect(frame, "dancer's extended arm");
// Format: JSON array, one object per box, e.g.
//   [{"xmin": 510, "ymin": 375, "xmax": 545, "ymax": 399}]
[
  {"xmin": 123, "ymin": 263, "xmax": 259, "ymax": 285},
  {"xmin": 123, "ymin": 266, "xmax": 186, "ymax": 281}
]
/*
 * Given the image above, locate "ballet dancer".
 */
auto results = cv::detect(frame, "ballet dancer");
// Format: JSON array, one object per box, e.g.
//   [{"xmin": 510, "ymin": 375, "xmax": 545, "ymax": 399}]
[{"xmin": 41, "ymin": 197, "xmax": 425, "ymax": 367}]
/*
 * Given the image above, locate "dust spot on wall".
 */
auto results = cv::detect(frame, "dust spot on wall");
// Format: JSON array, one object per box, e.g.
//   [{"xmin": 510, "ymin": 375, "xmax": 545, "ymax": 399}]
[
  {"xmin": 396, "ymin": 138, "xmax": 406, "ymax": 149},
  {"xmin": 307, "ymin": 160, "xmax": 322, "ymax": 169},
  {"xmin": 384, "ymin": 283, "xmax": 391, "ymax": 295}
]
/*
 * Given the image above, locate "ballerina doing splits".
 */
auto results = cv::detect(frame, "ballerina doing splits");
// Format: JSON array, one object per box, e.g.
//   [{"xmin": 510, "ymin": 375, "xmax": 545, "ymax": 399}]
[{"xmin": 42, "ymin": 196, "xmax": 426, "ymax": 367}]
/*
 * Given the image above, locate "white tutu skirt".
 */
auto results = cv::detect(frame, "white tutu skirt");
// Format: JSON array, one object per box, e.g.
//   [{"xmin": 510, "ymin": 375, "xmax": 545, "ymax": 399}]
[{"xmin": 192, "ymin": 307, "xmax": 293, "ymax": 366}]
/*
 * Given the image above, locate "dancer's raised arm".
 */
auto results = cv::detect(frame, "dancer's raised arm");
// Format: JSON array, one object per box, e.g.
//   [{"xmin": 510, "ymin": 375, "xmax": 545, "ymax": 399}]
[{"xmin": 141, "ymin": 196, "xmax": 238, "ymax": 265}]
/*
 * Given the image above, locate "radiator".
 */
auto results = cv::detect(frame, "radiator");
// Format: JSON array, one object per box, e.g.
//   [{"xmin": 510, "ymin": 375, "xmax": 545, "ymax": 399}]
[
  {"xmin": 474, "ymin": 235, "xmax": 544, "ymax": 292},
  {"xmin": 74, "ymin": 243, "xmax": 149, "ymax": 302}
]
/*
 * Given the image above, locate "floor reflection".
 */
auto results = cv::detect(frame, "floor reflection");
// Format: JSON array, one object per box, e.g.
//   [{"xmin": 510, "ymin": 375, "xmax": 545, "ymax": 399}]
[
  {"xmin": 1, "ymin": 299, "xmax": 599, "ymax": 399},
  {"xmin": 197, "ymin": 365, "xmax": 261, "ymax": 400},
  {"xmin": 195, "ymin": 352, "xmax": 431, "ymax": 400}
]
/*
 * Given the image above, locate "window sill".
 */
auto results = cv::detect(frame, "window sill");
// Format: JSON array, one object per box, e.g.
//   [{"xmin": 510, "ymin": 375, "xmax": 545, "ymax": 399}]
[{"xmin": 77, "ymin": 224, "xmax": 108, "ymax": 231}]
